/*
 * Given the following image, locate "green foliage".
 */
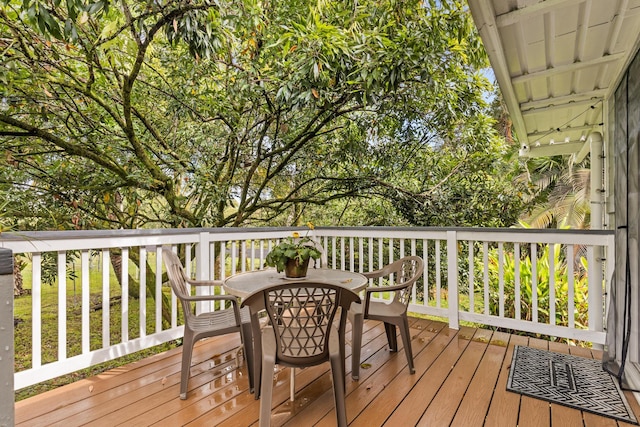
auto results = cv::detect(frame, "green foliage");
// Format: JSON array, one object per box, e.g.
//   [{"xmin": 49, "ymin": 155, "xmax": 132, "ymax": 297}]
[
  {"xmin": 0, "ymin": 0, "xmax": 526, "ymax": 232},
  {"xmin": 519, "ymin": 156, "xmax": 592, "ymax": 229},
  {"xmin": 265, "ymin": 231, "xmax": 322, "ymax": 272},
  {"xmin": 479, "ymin": 243, "xmax": 590, "ymax": 332}
]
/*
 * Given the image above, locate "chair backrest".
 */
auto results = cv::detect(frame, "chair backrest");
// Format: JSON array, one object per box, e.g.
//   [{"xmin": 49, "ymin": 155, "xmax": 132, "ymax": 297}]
[
  {"xmin": 162, "ymin": 249, "xmax": 194, "ymax": 320},
  {"xmin": 369, "ymin": 256, "xmax": 424, "ymax": 307},
  {"xmin": 242, "ymin": 282, "xmax": 359, "ymax": 366}
]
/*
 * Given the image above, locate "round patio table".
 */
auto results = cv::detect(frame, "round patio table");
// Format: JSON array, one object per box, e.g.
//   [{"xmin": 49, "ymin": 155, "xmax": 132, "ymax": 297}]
[{"xmin": 223, "ymin": 267, "xmax": 368, "ymax": 299}]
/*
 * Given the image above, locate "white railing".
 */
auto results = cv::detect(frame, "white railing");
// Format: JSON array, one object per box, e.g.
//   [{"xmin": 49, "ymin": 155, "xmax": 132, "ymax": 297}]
[{"xmin": 1, "ymin": 226, "xmax": 615, "ymax": 390}]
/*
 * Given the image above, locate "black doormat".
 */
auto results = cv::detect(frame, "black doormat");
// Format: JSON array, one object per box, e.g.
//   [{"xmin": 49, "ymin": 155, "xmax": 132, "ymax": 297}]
[{"xmin": 507, "ymin": 346, "xmax": 638, "ymax": 424}]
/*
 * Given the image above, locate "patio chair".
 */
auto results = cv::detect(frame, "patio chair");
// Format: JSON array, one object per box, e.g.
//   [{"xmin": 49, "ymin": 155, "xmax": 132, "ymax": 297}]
[
  {"xmin": 349, "ymin": 255, "xmax": 424, "ymax": 380},
  {"xmin": 162, "ymin": 248, "xmax": 254, "ymax": 400},
  {"xmin": 241, "ymin": 282, "xmax": 360, "ymax": 427}
]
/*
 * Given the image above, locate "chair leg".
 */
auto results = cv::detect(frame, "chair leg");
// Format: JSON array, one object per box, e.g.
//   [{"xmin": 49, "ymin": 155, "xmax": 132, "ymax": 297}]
[
  {"xmin": 260, "ymin": 334, "xmax": 276, "ymax": 427},
  {"xmin": 399, "ymin": 316, "xmax": 415, "ymax": 374},
  {"xmin": 349, "ymin": 311, "xmax": 364, "ymax": 380},
  {"xmin": 180, "ymin": 331, "xmax": 195, "ymax": 400},
  {"xmin": 241, "ymin": 322, "xmax": 255, "ymax": 394},
  {"xmin": 385, "ymin": 322, "xmax": 398, "ymax": 352},
  {"xmin": 330, "ymin": 352, "xmax": 348, "ymax": 427},
  {"xmin": 290, "ymin": 368, "xmax": 295, "ymax": 401},
  {"xmin": 251, "ymin": 312, "xmax": 262, "ymax": 399}
]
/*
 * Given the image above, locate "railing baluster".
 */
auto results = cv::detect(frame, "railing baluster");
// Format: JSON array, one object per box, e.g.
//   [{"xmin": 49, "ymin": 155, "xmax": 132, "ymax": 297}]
[
  {"xmin": 447, "ymin": 231, "xmax": 459, "ymax": 329},
  {"xmin": 435, "ymin": 240, "xmax": 441, "ymax": 309},
  {"xmin": 567, "ymin": 245, "xmax": 575, "ymax": 329},
  {"xmin": 57, "ymin": 251, "xmax": 67, "ymax": 361},
  {"xmin": 170, "ymin": 247, "xmax": 177, "ymax": 328},
  {"xmin": 411, "ymin": 239, "xmax": 417, "ymax": 304},
  {"xmin": 32, "ymin": 253, "xmax": 42, "ymax": 369},
  {"xmin": 249, "ymin": 240, "xmax": 255, "ymax": 271},
  {"xmin": 241, "ymin": 240, "xmax": 247, "ymax": 273},
  {"xmin": 155, "ymin": 246, "xmax": 162, "ymax": 333},
  {"xmin": 122, "ymin": 247, "xmax": 130, "ymax": 342},
  {"xmin": 531, "ymin": 243, "xmax": 538, "ymax": 323},
  {"xmin": 499, "ymin": 242, "xmax": 504, "ymax": 318},
  {"xmin": 514, "ymin": 243, "xmax": 521, "ymax": 320},
  {"xmin": 389, "ymin": 238, "xmax": 395, "ymax": 286},
  {"xmin": 230, "ymin": 240, "xmax": 237, "ymax": 276},
  {"xmin": 81, "ymin": 249, "xmax": 90, "ymax": 350},
  {"xmin": 549, "ymin": 244, "xmax": 556, "ymax": 326},
  {"xmin": 358, "ymin": 237, "xmax": 364, "ymax": 273},
  {"xmin": 349, "ymin": 237, "xmax": 355, "ymax": 272},
  {"xmin": 423, "ymin": 238, "xmax": 429, "ymax": 306},
  {"xmin": 102, "ymin": 248, "xmax": 111, "ymax": 347},
  {"xmin": 377, "ymin": 239, "xmax": 383, "ymax": 286},
  {"xmin": 331, "ymin": 237, "xmax": 337, "ymax": 270},
  {"xmin": 483, "ymin": 242, "xmax": 489, "ymax": 316},
  {"xmin": 468, "ymin": 241, "xmax": 474, "ymax": 313},
  {"xmin": 139, "ymin": 247, "xmax": 147, "ymax": 338}
]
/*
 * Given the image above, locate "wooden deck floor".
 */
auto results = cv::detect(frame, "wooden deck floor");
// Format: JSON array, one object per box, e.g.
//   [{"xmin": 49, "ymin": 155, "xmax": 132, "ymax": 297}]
[{"xmin": 15, "ymin": 317, "xmax": 640, "ymax": 426}]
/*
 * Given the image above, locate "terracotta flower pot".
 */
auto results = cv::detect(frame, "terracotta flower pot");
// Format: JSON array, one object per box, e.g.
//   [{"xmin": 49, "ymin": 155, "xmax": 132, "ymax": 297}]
[{"xmin": 285, "ymin": 257, "xmax": 310, "ymax": 278}]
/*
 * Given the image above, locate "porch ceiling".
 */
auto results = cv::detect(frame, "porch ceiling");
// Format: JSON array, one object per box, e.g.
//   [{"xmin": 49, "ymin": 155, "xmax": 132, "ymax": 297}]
[{"xmin": 467, "ymin": 0, "xmax": 640, "ymax": 159}]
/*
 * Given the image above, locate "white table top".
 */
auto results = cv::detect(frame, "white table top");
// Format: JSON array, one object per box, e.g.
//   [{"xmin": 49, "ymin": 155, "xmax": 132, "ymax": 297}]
[{"xmin": 223, "ymin": 268, "xmax": 368, "ymax": 299}]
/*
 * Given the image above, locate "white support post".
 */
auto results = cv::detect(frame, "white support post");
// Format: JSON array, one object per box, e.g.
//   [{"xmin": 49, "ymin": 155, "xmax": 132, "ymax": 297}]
[
  {"xmin": 0, "ymin": 248, "xmax": 14, "ymax": 427},
  {"xmin": 447, "ymin": 231, "xmax": 459, "ymax": 330},
  {"xmin": 590, "ymin": 132, "xmax": 605, "ymax": 349},
  {"xmin": 590, "ymin": 132, "xmax": 604, "ymax": 231}
]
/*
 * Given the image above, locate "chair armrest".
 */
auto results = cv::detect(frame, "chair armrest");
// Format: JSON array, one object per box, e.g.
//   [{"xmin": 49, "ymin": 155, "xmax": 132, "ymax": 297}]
[
  {"xmin": 185, "ymin": 278, "xmax": 225, "ymax": 287},
  {"xmin": 361, "ymin": 281, "xmax": 414, "ymax": 316},
  {"xmin": 181, "ymin": 294, "xmax": 238, "ymax": 303},
  {"xmin": 182, "ymin": 294, "xmax": 242, "ymax": 322},
  {"xmin": 363, "ymin": 269, "xmax": 384, "ymax": 280},
  {"xmin": 364, "ymin": 282, "xmax": 413, "ymax": 294}
]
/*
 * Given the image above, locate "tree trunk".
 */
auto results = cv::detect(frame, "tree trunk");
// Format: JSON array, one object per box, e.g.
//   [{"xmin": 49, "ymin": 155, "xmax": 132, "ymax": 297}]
[
  {"xmin": 13, "ymin": 257, "xmax": 25, "ymax": 296},
  {"xmin": 110, "ymin": 248, "xmax": 171, "ymax": 327}
]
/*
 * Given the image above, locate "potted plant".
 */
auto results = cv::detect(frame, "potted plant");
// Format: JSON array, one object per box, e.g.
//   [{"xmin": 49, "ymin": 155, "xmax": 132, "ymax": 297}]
[{"xmin": 265, "ymin": 223, "xmax": 322, "ymax": 278}]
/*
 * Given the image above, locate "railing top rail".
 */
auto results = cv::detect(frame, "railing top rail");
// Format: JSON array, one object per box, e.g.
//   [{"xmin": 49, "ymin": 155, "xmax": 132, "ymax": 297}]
[
  {"xmin": 316, "ymin": 226, "xmax": 614, "ymax": 236},
  {"xmin": 0, "ymin": 226, "xmax": 305, "ymax": 241},
  {"xmin": 0, "ymin": 226, "xmax": 615, "ymax": 253},
  {"xmin": 0, "ymin": 227, "xmax": 301, "ymax": 252}
]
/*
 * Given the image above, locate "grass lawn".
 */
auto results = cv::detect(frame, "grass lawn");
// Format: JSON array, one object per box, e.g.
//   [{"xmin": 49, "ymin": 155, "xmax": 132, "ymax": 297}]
[{"xmin": 13, "ymin": 253, "xmax": 181, "ymax": 401}]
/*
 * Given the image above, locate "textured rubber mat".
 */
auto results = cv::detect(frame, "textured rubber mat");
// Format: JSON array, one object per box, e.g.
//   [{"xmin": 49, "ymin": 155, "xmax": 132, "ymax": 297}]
[{"xmin": 507, "ymin": 345, "xmax": 637, "ymax": 424}]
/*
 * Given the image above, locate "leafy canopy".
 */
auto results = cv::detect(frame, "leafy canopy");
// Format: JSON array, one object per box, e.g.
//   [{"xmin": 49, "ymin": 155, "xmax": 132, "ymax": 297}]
[{"xmin": 0, "ymin": 0, "xmax": 527, "ymax": 231}]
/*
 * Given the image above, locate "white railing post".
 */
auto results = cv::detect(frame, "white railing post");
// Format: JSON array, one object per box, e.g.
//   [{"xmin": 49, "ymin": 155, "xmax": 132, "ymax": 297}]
[
  {"xmin": 447, "ymin": 231, "xmax": 460, "ymax": 330},
  {"xmin": 0, "ymin": 248, "xmax": 14, "ymax": 427},
  {"xmin": 196, "ymin": 232, "xmax": 210, "ymax": 315}
]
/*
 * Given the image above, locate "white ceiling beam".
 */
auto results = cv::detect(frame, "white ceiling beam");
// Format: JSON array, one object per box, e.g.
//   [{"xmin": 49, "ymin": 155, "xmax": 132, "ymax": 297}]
[
  {"xmin": 521, "ymin": 141, "xmax": 586, "ymax": 158},
  {"xmin": 574, "ymin": 0, "xmax": 591, "ymax": 62},
  {"xmin": 519, "ymin": 89, "xmax": 606, "ymax": 111},
  {"xmin": 527, "ymin": 124, "xmax": 595, "ymax": 140},
  {"xmin": 511, "ymin": 53, "xmax": 625, "ymax": 84},
  {"xmin": 521, "ymin": 98, "xmax": 599, "ymax": 117},
  {"xmin": 496, "ymin": 0, "xmax": 576, "ymax": 27},
  {"xmin": 607, "ymin": 0, "xmax": 629, "ymax": 55}
]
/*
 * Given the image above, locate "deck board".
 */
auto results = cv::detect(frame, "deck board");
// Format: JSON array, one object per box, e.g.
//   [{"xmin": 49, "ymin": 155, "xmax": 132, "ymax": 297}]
[
  {"xmin": 449, "ymin": 330, "xmax": 510, "ymax": 427},
  {"xmin": 14, "ymin": 317, "xmax": 640, "ymax": 426},
  {"xmin": 483, "ymin": 333, "xmax": 528, "ymax": 427},
  {"xmin": 416, "ymin": 328, "xmax": 494, "ymax": 426}
]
